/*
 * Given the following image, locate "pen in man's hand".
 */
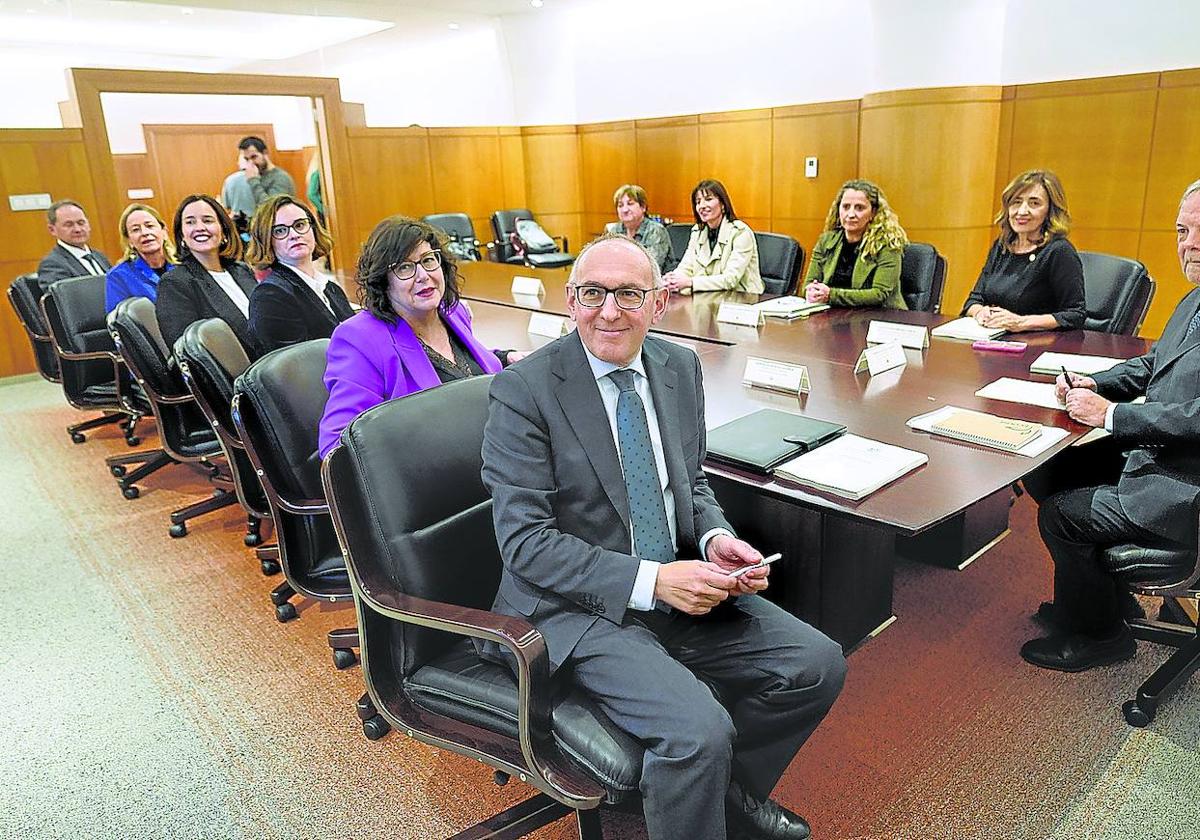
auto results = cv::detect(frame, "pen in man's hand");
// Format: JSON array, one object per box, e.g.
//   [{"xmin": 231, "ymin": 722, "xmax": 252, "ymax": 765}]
[{"xmin": 1061, "ymin": 365, "xmax": 1073, "ymax": 404}]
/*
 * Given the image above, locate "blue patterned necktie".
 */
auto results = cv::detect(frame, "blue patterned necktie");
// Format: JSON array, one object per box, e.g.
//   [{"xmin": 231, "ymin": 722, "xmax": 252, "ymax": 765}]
[
  {"xmin": 609, "ymin": 369, "xmax": 675, "ymax": 567},
  {"xmin": 1185, "ymin": 307, "xmax": 1200, "ymax": 341}
]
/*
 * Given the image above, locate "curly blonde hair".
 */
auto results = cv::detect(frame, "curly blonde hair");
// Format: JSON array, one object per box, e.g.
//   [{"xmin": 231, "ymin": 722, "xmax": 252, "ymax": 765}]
[{"xmin": 821, "ymin": 179, "xmax": 908, "ymax": 258}]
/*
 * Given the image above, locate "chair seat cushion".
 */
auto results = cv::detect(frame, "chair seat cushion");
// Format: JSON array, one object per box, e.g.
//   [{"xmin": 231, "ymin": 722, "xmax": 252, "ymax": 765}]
[
  {"xmin": 78, "ymin": 382, "xmax": 123, "ymax": 407},
  {"xmin": 1103, "ymin": 542, "xmax": 1194, "ymax": 587},
  {"xmin": 527, "ymin": 253, "xmax": 575, "ymax": 269},
  {"xmin": 173, "ymin": 427, "xmax": 223, "ymax": 459},
  {"xmin": 405, "ymin": 639, "xmax": 642, "ymax": 800}
]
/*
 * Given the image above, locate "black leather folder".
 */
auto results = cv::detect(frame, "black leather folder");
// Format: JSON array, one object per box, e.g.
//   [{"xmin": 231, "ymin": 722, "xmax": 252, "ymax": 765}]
[{"xmin": 705, "ymin": 409, "xmax": 847, "ymax": 474}]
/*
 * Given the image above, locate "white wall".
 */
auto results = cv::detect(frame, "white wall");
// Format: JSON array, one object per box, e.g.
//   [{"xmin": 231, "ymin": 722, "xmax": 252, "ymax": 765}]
[{"xmin": 101, "ymin": 93, "xmax": 317, "ymax": 154}]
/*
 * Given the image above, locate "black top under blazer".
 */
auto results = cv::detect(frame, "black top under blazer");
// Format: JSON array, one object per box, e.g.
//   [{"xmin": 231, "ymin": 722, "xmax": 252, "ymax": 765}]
[
  {"xmin": 156, "ymin": 253, "xmax": 258, "ymax": 359},
  {"xmin": 247, "ymin": 263, "xmax": 355, "ymax": 357}
]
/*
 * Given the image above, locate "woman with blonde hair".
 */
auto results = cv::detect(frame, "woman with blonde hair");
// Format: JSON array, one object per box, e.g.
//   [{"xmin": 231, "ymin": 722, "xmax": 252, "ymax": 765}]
[
  {"xmin": 246, "ymin": 195, "xmax": 353, "ymax": 356},
  {"xmin": 803, "ymin": 179, "xmax": 908, "ymax": 309},
  {"xmin": 104, "ymin": 203, "xmax": 176, "ymax": 313},
  {"xmin": 963, "ymin": 169, "xmax": 1084, "ymax": 332}
]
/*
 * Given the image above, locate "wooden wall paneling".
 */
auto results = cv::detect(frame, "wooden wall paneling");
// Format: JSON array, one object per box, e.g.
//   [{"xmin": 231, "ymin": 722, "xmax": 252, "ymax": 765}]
[
  {"xmin": 270, "ymin": 148, "xmax": 312, "ymax": 204},
  {"xmin": 428, "ymin": 127, "xmax": 507, "ymax": 246},
  {"xmin": 635, "ymin": 115, "xmax": 700, "ymax": 224},
  {"xmin": 771, "ymin": 101, "xmax": 860, "ymax": 266},
  {"xmin": 1005, "ymin": 74, "xmax": 1158, "ymax": 234},
  {"xmin": 993, "ymin": 87, "xmax": 1016, "ymax": 208},
  {"xmin": 859, "ymin": 86, "xmax": 1003, "ymax": 309},
  {"xmin": 112, "ymin": 154, "xmax": 152, "ymax": 205},
  {"xmin": 1142, "ymin": 76, "xmax": 1200, "ymax": 232},
  {"xmin": 698, "ymin": 109, "xmax": 772, "ymax": 225},
  {"xmin": 1137, "ymin": 231, "xmax": 1186, "ymax": 338},
  {"xmin": 345, "ymin": 127, "xmax": 433, "ymax": 243},
  {"xmin": 143, "ymin": 123, "xmax": 276, "ymax": 225},
  {"xmin": 522, "ymin": 125, "xmax": 583, "ymax": 250},
  {"xmin": 579, "ymin": 121, "xmax": 637, "ymax": 237}
]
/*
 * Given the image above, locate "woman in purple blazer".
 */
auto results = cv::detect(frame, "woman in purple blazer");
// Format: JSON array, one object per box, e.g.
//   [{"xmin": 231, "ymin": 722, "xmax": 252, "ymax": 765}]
[{"xmin": 319, "ymin": 216, "xmax": 522, "ymax": 458}]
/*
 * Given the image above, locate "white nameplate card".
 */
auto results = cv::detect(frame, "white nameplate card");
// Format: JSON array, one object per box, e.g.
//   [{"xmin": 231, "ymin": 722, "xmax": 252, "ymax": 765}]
[
  {"xmin": 716, "ymin": 302, "xmax": 765, "ymax": 327},
  {"xmin": 511, "ymin": 275, "xmax": 545, "ymax": 296},
  {"xmin": 527, "ymin": 312, "xmax": 569, "ymax": 338},
  {"xmin": 854, "ymin": 340, "xmax": 907, "ymax": 376},
  {"xmin": 866, "ymin": 320, "xmax": 929, "ymax": 349},
  {"xmin": 742, "ymin": 356, "xmax": 811, "ymax": 394}
]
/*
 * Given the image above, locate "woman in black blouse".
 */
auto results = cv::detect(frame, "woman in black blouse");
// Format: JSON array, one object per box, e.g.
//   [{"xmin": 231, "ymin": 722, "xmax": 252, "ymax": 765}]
[{"xmin": 962, "ymin": 169, "xmax": 1085, "ymax": 332}]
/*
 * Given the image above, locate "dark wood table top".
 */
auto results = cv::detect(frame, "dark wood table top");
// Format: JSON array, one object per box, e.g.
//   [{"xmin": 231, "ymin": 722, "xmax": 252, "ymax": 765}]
[{"xmin": 462, "ymin": 268, "xmax": 1152, "ymax": 536}]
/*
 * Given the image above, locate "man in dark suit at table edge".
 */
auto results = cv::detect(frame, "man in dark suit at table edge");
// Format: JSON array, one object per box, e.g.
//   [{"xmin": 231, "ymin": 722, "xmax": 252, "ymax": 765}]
[
  {"xmin": 477, "ymin": 233, "xmax": 846, "ymax": 840},
  {"xmin": 36, "ymin": 199, "xmax": 112, "ymax": 283},
  {"xmin": 1021, "ymin": 178, "xmax": 1200, "ymax": 672}
]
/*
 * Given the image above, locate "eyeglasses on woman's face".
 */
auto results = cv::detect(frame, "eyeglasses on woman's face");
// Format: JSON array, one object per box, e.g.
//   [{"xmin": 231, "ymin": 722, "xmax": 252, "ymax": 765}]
[
  {"xmin": 389, "ymin": 250, "xmax": 443, "ymax": 281},
  {"xmin": 271, "ymin": 217, "xmax": 312, "ymax": 240},
  {"xmin": 570, "ymin": 284, "xmax": 659, "ymax": 310}
]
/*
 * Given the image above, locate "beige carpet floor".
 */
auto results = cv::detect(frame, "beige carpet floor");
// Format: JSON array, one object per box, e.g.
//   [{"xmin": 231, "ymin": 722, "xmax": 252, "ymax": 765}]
[{"xmin": 1, "ymin": 375, "xmax": 1197, "ymax": 839}]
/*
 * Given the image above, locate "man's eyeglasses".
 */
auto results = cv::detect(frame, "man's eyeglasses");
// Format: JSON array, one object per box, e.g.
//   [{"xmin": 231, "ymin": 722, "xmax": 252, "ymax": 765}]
[
  {"xmin": 389, "ymin": 250, "xmax": 443, "ymax": 281},
  {"xmin": 570, "ymin": 284, "xmax": 660, "ymax": 310},
  {"xmin": 271, "ymin": 218, "xmax": 312, "ymax": 239}
]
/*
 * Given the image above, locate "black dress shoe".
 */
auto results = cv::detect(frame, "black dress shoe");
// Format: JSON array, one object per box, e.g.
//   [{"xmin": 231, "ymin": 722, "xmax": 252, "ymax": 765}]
[
  {"xmin": 1019, "ymin": 626, "xmax": 1136, "ymax": 672},
  {"xmin": 726, "ymin": 780, "xmax": 811, "ymax": 840},
  {"xmin": 1032, "ymin": 597, "xmax": 1145, "ymax": 629}
]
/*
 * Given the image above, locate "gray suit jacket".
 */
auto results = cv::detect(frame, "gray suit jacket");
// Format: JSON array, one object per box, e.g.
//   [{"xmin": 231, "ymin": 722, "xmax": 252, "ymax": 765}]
[
  {"xmin": 1093, "ymin": 286, "xmax": 1200, "ymax": 541},
  {"xmin": 480, "ymin": 331, "xmax": 732, "ymax": 672},
  {"xmin": 36, "ymin": 244, "xmax": 111, "ymax": 283}
]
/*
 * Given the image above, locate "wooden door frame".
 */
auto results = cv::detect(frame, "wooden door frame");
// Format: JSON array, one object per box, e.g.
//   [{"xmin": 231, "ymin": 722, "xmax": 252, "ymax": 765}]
[{"xmin": 63, "ymin": 68, "xmax": 356, "ymax": 270}]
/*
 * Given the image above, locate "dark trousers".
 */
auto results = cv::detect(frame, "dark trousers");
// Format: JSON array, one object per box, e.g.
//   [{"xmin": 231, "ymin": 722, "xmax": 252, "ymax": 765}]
[
  {"xmin": 1025, "ymin": 439, "xmax": 1163, "ymax": 635},
  {"xmin": 566, "ymin": 595, "xmax": 846, "ymax": 840}
]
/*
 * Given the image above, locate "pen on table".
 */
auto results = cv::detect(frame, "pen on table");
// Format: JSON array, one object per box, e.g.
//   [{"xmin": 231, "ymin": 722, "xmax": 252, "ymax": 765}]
[{"xmin": 1060, "ymin": 365, "xmax": 1072, "ymax": 403}]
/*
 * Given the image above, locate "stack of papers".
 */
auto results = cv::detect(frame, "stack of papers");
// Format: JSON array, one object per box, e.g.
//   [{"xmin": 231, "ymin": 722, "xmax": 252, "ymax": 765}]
[
  {"xmin": 1029, "ymin": 352, "xmax": 1125, "ymax": 376},
  {"xmin": 754, "ymin": 296, "xmax": 830, "ymax": 319},
  {"xmin": 774, "ymin": 434, "xmax": 927, "ymax": 500},
  {"xmin": 931, "ymin": 317, "xmax": 1004, "ymax": 341}
]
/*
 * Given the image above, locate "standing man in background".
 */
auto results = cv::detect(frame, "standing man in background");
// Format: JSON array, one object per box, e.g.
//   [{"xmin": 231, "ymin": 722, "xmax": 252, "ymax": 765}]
[
  {"xmin": 235, "ymin": 136, "xmax": 295, "ymax": 211},
  {"xmin": 37, "ymin": 200, "xmax": 112, "ymax": 282}
]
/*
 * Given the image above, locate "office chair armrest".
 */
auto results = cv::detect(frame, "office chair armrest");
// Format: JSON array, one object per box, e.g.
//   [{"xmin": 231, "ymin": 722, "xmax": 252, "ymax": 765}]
[
  {"xmin": 275, "ymin": 497, "xmax": 329, "ymax": 516},
  {"xmin": 56, "ymin": 347, "xmax": 122, "ymax": 363},
  {"xmin": 360, "ymin": 587, "xmax": 605, "ymax": 807}
]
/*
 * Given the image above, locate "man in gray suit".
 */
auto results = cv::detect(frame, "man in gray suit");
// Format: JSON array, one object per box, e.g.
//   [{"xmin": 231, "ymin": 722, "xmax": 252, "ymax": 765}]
[
  {"xmin": 480, "ymin": 233, "xmax": 846, "ymax": 840},
  {"xmin": 1022, "ymin": 179, "xmax": 1200, "ymax": 672},
  {"xmin": 37, "ymin": 200, "xmax": 112, "ymax": 282}
]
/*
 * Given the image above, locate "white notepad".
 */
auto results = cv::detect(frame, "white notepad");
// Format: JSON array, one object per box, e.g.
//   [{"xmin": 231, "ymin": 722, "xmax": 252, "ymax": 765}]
[
  {"xmin": 975, "ymin": 378, "xmax": 1063, "ymax": 410},
  {"xmin": 1029, "ymin": 352, "xmax": 1125, "ymax": 377},
  {"xmin": 774, "ymin": 434, "xmax": 928, "ymax": 500},
  {"xmin": 931, "ymin": 317, "xmax": 1004, "ymax": 341},
  {"xmin": 754, "ymin": 296, "xmax": 830, "ymax": 319}
]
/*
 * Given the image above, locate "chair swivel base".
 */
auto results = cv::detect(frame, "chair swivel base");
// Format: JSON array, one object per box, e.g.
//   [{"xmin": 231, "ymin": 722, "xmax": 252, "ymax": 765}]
[
  {"xmin": 69, "ymin": 411, "xmax": 136, "ymax": 445},
  {"xmin": 328, "ymin": 626, "xmax": 359, "ymax": 670},
  {"xmin": 445, "ymin": 792, "xmax": 600, "ymax": 840},
  {"xmin": 1124, "ymin": 615, "xmax": 1200, "ymax": 727},
  {"xmin": 167, "ymin": 488, "xmax": 238, "ymax": 538},
  {"xmin": 243, "ymin": 514, "xmax": 266, "ymax": 547},
  {"xmin": 255, "ymin": 543, "xmax": 280, "ymax": 576},
  {"xmin": 106, "ymin": 448, "xmax": 174, "ymax": 499}
]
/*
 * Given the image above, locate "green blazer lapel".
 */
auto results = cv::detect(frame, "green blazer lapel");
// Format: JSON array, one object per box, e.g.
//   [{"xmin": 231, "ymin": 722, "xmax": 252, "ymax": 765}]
[
  {"xmin": 552, "ymin": 334, "xmax": 631, "ymax": 528},
  {"xmin": 850, "ymin": 247, "xmax": 878, "ymax": 290}
]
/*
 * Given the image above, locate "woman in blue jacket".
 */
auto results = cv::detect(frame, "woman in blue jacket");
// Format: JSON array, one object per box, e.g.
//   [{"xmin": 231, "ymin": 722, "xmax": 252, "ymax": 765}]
[{"xmin": 104, "ymin": 203, "xmax": 177, "ymax": 313}]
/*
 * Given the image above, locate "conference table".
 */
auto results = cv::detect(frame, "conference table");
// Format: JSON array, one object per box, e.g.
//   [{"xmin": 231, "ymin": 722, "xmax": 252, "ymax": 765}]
[{"xmin": 460, "ymin": 260, "xmax": 1151, "ymax": 650}]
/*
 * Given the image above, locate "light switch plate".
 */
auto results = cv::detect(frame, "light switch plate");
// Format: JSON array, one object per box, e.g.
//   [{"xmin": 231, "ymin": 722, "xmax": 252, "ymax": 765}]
[{"xmin": 804, "ymin": 157, "xmax": 818, "ymax": 178}]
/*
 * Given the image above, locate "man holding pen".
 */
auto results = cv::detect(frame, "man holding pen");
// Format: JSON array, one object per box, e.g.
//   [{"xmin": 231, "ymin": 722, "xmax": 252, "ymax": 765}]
[{"xmin": 1020, "ymin": 179, "xmax": 1200, "ymax": 672}]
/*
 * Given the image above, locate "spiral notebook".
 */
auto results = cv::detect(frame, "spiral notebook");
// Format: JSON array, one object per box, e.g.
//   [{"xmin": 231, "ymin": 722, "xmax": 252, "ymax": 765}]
[{"xmin": 929, "ymin": 409, "xmax": 1042, "ymax": 452}]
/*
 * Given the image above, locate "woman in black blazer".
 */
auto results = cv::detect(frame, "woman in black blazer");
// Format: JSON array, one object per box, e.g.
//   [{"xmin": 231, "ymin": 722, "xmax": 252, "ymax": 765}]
[
  {"xmin": 156, "ymin": 194, "xmax": 258, "ymax": 357},
  {"xmin": 245, "ymin": 195, "xmax": 353, "ymax": 356}
]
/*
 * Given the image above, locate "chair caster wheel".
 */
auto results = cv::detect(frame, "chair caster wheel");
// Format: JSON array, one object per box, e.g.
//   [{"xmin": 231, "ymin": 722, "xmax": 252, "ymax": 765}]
[
  {"xmin": 244, "ymin": 532, "xmax": 262, "ymax": 547},
  {"xmin": 169, "ymin": 523, "xmax": 187, "ymax": 538},
  {"xmin": 260, "ymin": 560, "xmax": 280, "ymax": 576},
  {"xmin": 110, "ymin": 464, "xmax": 127, "ymax": 478},
  {"xmin": 1123, "ymin": 699, "xmax": 1154, "ymax": 727},
  {"xmin": 362, "ymin": 715, "xmax": 390, "ymax": 741},
  {"xmin": 71, "ymin": 432, "xmax": 86, "ymax": 444},
  {"xmin": 493, "ymin": 771, "xmax": 510, "ymax": 786},
  {"xmin": 275, "ymin": 602, "xmax": 297, "ymax": 622},
  {"xmin": 122, "ymin": 486, "xmax": 140, "ymax": 500},
  {"xmin": 125, "ymin": 436, "xmax": 140, "ymax": 447},
  {"xmin": 332, "ymin": 649, "xmax": 357, "ymax": 670}
]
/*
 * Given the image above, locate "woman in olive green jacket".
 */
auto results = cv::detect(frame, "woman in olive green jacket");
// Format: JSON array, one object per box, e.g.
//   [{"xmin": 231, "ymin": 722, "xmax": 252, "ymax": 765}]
[{"xmin": 803, "ymin": 179, "xmax": 908, "ymax": 309}]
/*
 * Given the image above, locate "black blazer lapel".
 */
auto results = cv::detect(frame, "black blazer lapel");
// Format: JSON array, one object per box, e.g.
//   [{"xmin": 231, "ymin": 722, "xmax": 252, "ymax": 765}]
[
  {"xmin": 327, "ymin": 283, "xmax": 355, "ymax": 322},
  {"xmin": 553, "ymin": 334, "xmax": 631, "ymax": 528},
  {"xmin": 274, "ymin": 265, "xmax": 339, "ymax": 331},
  {"xmin": 643, "ymin": 340, "xmax": 695, "ymax": 549}
]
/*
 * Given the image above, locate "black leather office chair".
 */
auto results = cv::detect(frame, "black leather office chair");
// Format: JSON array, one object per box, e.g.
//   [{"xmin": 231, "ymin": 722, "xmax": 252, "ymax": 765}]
[
  {"xmin": 490, "ymin": 209, "xmax": 575, "ymax": 269},
  {"xmin": 40, "ymin": 274, "xmax": 146, "ymax": 446},
  {"xmin": 422, "ymin": 212, "xmax": 482, "ymax": 261},
  {"xmin": 108, "ymin": 298, "xmax": 239, "ymax": 537},
  {"xmin": 900, "ymin": 243, "xmax": 948, "ymax": 313},
  {"xmin": 231, "ymin": 339, "xmax": 360, "ymax": 671},
  {"xmin": 322, "ymin": 376, "xmax": 646, "ymax": 837},
  {"xmin": 174, "ymin": 318, "xmax": 273, "ymax": 555},
  {"xmin": 7, "ymin": 273, "xmax": 61, "ymax": 383},
  {"xmin": 665, "ymin": 223, "xmax": 693, "ymax": 273},
  {"xmin": 1080, "ymin": 251, "xmax": 1155, "ymax": 336},
  {"xmin": 1106, "ymin": 504, "xmax": 1200, "ymax": 727},
  {"xmin": 755, "ymin": 232, "xmax": 804, "ymax": 296}
]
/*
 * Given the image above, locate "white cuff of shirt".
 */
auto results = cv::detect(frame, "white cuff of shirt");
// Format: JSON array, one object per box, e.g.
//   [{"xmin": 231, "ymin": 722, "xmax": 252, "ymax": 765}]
[
  {"xmin": 628, "ymin": 560, "xmax": 661, "ymax": 611},
  {"xmin": 699, "ymin": 527, "xmax": 734, "ymax": 560},
  {"xmin": 1104, "ymin": 403, "xmax": 1116, "ymax": 433}
]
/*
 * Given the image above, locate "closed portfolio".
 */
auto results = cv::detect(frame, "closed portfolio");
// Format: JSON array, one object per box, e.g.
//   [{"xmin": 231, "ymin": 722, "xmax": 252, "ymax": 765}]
[{"xmin": 706, "ymin": 409, "xmax": 847, "ymax": 474}]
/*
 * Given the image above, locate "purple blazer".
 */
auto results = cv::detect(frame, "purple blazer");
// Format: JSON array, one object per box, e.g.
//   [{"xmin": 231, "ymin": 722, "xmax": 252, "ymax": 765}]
[{"xmin": 318, "ymin": 303, "xmax": 502, "ymax": 458}]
